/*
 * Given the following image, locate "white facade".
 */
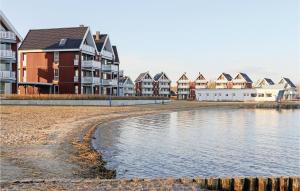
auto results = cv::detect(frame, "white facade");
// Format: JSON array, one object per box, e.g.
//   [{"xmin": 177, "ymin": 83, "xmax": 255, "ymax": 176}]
[
  {"xmin": 119, "ymin": 77, "xmax": 135, "ymax": 96},
  {"xmin": 177, "ymin": 73, "xmax": 190, "ymax": 100},
  {"xmin": 196, "ymin": 86, "xmax": 285, "ymax": 102}
]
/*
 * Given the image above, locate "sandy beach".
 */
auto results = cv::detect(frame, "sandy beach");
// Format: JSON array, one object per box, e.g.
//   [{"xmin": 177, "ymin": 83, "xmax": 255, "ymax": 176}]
[{"xmin": 1, "ymin": 101, "xmax": 299, "ymax": 190}]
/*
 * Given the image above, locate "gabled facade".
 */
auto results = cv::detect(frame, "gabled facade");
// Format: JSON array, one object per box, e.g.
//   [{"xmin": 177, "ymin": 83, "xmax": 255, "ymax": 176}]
[
  {"xmin": 0, "ymin": 11, "xmax": 22, "ymax": 94},
  {"xmin": 278, "ymin": 77, "xmax": 297, "ymax": 100},
  {"xmin": 232, "ymin": 72, "xmax": 253, "ymax": 89},
  {"xmin": 254, "ymin": 78, "xmax": 275, "ymax": 88},
  {"xmin": 135, "ymin": 72, "xmax": 153, "ymax": 96},
  {"xmin": 177, "ymin": 73, "xmax": 190, "ymax": 100},
  {"xmin": 94, "ymin": 32, "xmax": 120, "ymax": 96},
  {"xmin": 119, "ymin": 76, "xmax": 134, "ymax": 96},
  {"xmin": 195, "ymin": 73, "xmax": 208, "ymax": 89},
  {"xmin": 215, "ymin": 73, "xmax": 232, "ymax": 89},
  {"xmin": 18, "ymin": 26, "xmax": 100, "ymax": 94},
  {"xmin": 153, "ymin": 72, "xmax": 171, "ymax": 97}
]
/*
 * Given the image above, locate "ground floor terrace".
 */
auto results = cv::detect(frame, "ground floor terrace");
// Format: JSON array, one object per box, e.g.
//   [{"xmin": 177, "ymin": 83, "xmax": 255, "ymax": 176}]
[{"xmin": 0, "ymin": 101, "xmax": 299, "ymax": 190}]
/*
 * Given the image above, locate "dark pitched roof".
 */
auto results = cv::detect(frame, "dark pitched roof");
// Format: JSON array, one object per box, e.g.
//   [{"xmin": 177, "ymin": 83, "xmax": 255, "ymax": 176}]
[
  {"xmin": 19, "ymin": 27, "xmax": 88, "ymax": 50},
  {"xmin": 119, "ymin": 76, "xmax": 127, "ymax": 84},
  {"xmin": 112, "ymin": 46, "xmax": 119, "ymax": 63},
  {"xmin": 264, "ymin": 78, "xmax": 275, "ymax": 85},
  {"xmin": 94, "ymin": 34, "xmax": 107, "ymax": 52},
  {"xmin": 282, "ymin": 77, "xmax": 296, "ymax": 88},
  {"xmin": 219, "ymin": 73, "xmax": 232, "ymax": 81},
  {"xmin": 135, "ymin": 72, "xmax": 147, "ymax": 82},
  {"xmin": 238, "ymin": 73, "xmax": 253, "ymax": 83},
  {"xmin": 154, "ymin": 72, "xmax": 164, "ymax": 81}
]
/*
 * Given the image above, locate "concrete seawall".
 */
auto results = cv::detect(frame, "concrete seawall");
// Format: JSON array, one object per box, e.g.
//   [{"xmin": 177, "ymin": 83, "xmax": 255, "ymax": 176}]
[
  {"xmin": 0, "ymin": 99, "xmax": 170, "ymax": 106},
  {"xmin": 1, "ymin": 177, "xmax": 299, "ymax": 190}
]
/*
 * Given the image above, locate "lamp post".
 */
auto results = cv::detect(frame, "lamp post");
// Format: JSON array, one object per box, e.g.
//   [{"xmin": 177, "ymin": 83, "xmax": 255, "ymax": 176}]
[{"xmin": 109, "ymin": 81, "xmax": 113, "ymax": 107}]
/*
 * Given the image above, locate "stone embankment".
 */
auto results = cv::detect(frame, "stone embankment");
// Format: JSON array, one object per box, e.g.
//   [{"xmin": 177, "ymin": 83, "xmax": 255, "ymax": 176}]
[{"xmin": 1, "ymin": 177, "xmax": 299, "ymax": 190}]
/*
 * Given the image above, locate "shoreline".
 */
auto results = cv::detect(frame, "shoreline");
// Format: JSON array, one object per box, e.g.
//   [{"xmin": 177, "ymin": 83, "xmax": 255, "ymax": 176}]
[{"xmin": 1, "ymin": 101, "xmax": 300, "ymax": 189}]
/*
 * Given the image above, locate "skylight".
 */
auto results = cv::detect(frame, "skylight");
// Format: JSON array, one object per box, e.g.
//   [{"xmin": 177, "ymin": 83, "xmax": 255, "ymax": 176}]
[{"xmin": 59, "ymin": 38, "xmax": 67, "ymax": 46}]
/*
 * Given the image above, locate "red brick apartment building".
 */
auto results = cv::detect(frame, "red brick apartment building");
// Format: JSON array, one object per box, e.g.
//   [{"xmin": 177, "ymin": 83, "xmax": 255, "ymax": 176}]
[
  {"xmin": 18, "ymin": 26, "xmax": 120, "ymax": 95},
  {"xmin": 153, "ymin": 72, "xmax": 171, "ymax": 97},
  {"xmin": 0, "ymin": 11, "xmax": 22, "ymax": 94}
]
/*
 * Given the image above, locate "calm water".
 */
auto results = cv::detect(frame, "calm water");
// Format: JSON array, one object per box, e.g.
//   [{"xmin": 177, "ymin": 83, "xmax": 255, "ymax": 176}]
[{"xmin": 92, "ymin": 108, "xmax": 300, "ymax": 178}]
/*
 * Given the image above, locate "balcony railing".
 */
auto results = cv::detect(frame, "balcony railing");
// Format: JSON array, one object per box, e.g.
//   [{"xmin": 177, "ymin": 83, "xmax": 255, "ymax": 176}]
[
  {"xmin": 159, "ymin": 84, "xmax": 170, "ymax": 88},
  {"xmin": 0, "ymin": 31, "xmax": 16, "ymax": 41},
  {"xmin": 101, "ymin": 50, "xmax": 113, "ymax": 59},
  {"xmin": 159, "ymin": 91, "xmax": 170, "ymax": 95},
  {"xmin": 81, "ymin": 44, "xmax": 95, "ymax": 55},
  {"xmin": 195, "ymin": 85, "xmax": 208, "ymax": 89},
  {"xmin": 142, "ymin": 90, "xmax": 153, "ymax": 95},
  {"xmin": 101, "ymin": 64, "xmax": 118, "ymax": 72},
  {"xmin": 177, "ymin": 80, "xmax": 189, "ymax": 83},
  {"xmin": 0, "ymin": 50, "xmax": 16, "ymax": 60},
  {"xmin": 142, "ymin": 84, "xmax": 153, "ymax": 88},
  {"xmin": 101, "ymin": 79, "xmax": 118, "ymax": 86},
  {"xmin": 82, "ymin": 60, "xmax": 101, "ymax": 69},
  {"xmin": 177, "ymin": 84, "xmax": 189, "ymax": 88},
  {"xmin": 178, "ymin": 90, "xmax": 189, "ymax": 94},
  {"xmin": 0, "ymin": 71, "xmax": 16, "ymax": 81},
  {"xmin": 82, "ymin": 76, "xmax": 100, "ymax": 84}
]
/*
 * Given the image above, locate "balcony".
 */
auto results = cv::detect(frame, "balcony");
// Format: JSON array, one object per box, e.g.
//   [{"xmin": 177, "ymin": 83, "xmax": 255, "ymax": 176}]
[
  {"xmin": 178, "ymin": 90, "xmax": 189, "ymax": 94},
  {"xmin": 0, "ymin": 31, "xmax": 16, "ymax": 42},
  {"xmin": 0, "ymin": 50, "xmax": 16, "ymax": 60},
  {"xmin": 142, "ymin": 84, "xmax": 153, "ymax": 88},
  {"xmin": 82, "ymin": 60, "xmax": 101, "ymax": 69},
  {"xmin": 195, "ymin": 85, "xmax": 208, "ymax": 89},
  {"xmin": 81, "ymin": 44, "xmax": 95, "ymax": 55},
  {"xmin": 142, "ymin": 90, "xmax": 153, "ymax": 95},
  {"xmin": 101, "ymin": 50, "xmax": 113, "ymax": 59},
  {"xmin": 159, "ymin": 84, "xmax": 170, "ymax": 88},
  {"xmin": 101, "ymin": 79, "xmax": 118, "ymax": 86},
  {"xmin": 178, "ymin": 79, "xmax": 189, "ymax": 83},
  {"xmin": 177, "ymin": 84, "xmax": 189, "ymax": 88},
  {"xmin": 74, "ymin": 59, "xmax": 79, "ymax": 66},
  {"xmin": 101, "ymin": 64, "xmax": 118, "ymax": 72},
  {"xmin": 74, "ymin": 76, "xmax": 79, "ymax": 82},
  {"xmin": 82, "ymin": 76, "xmax": 100, "ymax": 84},
  {"xmin": 159, "ymin": 91, "xmax": 170, "ymax": 95},
  {"xmin": 0, "ymin": 71, "xmax": 16, "ymax": 81}
]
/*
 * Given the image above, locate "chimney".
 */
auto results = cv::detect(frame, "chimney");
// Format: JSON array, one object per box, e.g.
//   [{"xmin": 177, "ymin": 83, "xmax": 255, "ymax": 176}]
[
  {"xmin": 95, "ymin": 31, "xmax": 100, "ymax": 41},
  {"xmin": 79, "ymin": 24, "xmax": 84, "ymax": 27}
]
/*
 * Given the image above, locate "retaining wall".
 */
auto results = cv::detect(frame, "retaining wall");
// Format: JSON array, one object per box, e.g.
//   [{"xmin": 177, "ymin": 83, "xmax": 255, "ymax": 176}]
[
  {"xmin": 0, "ymin": 99, "xmax": 170, "ymax": 106},
  {"xmin": 1, "ymin": 177, "xmax": 299, "ymax": 191}
]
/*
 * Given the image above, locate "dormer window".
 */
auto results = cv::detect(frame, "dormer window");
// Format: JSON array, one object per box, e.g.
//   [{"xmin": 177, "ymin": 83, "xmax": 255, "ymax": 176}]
[{"xmin": 59, "ymin": 38, "xmax": 67, "ymax": 46}]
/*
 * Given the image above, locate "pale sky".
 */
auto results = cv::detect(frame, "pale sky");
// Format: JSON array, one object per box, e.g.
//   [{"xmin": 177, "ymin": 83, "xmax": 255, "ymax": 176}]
[{"xmin": 1, "ymin": 0, "xmax": 299, "ymax": 85}]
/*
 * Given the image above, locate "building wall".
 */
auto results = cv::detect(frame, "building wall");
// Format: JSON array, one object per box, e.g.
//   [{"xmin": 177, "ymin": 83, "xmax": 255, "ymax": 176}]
[{"xmin": 196, "ymin": 88, "xmax": 284, "ymax": 102}]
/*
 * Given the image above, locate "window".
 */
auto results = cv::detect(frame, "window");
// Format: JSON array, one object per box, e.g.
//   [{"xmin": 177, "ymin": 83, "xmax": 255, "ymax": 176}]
[
  {"xmin": 206, "ymin": 93, "xmax": 209, "ymax": 96},
  {"xmin": 219, "ymin": 93, "xmax": 221, "ymax": 96},
  {"xmin": 215, "ymin": 93, "xmax": 217, "ymax": 96},
  {"xmin": 258, "ymin": 93, "xmax": 264, "ymax": 97},
  {"xmin": 54, "ymin": 69, "xmax": 59, "ymax": 81},
  {"xmin": 23, "ymin": 53, "xmax": 27, "ymax": 66},
  {"xmin": 226, "ymin": 94, "xmax": 228, "ymax": 96},
  {"xmin": 251, "ymin": 93, "xmax": 257, "ymax": 97},
  {"xmin": 266, "ymin": 93, "xmax": 272, "ymax": 97},
  {"xmin": 54, "ymin": 52, "xmax": 59, "ymax": 63},
  {"xmin": 23, "ymin": 69, "xmax": 27, "ymax": 82},
  {"xmin": 75, "ymin": 85, "xmax": 78, "ymax": 94},
  {"xmin": 232, "ymin": 93, "xmax": 236, "ymax": 96},
  {"xmin": 59, "ymin": 38, "xmax": 67, "ymax": 46}
]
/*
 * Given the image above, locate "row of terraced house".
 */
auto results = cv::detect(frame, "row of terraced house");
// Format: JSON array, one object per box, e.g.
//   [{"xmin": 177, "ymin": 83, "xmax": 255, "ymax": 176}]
[
  {"xmin": 0, "ymin": 11, "xmax": 135, "ymax": 96},
  {"xmin": 177, "ymin": 72, "xmax": 297, "ymax": 101}
]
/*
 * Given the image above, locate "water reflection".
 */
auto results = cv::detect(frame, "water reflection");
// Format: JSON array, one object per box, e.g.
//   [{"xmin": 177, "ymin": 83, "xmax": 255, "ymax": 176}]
[{"xmin": 92, "ymin": 108, "xmax": 300, "ymax": 178}]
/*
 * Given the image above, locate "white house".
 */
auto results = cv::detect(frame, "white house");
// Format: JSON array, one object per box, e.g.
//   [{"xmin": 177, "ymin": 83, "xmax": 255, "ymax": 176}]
[
  {"xmin": 232, "ymin": 72, "xmax": 253, "ymax": 89},
  {"xmin": 254, "ymin": 78, "xmax": 275, "ymax": 88},
  {"xmin": 135, "ymin": 72, "xmax": 153, "ymax": 96},
  {"xmin": 195, "ymin": 73, "xmax": 208, "ymax": 89},
  {"xmin": 119, "ymin": 76, "xmax": 134, "ymax": 96},
  {"xmin": 215, "ymin": 73, "xmax": 233, "ymax": 89},
  {"xmin": 177, "ymin": 73, "xmax": 190, "ymax": 100},
  {"xmin": 278, "ymin": 77, "xmax": 297, "ymax": 100},
  {"xmin": 196, "ymin": 84, "xmax": 285, "ymax": 102},
  {"xmin": 153, "ymin": 72, "xmax": 171, "ymax": 97}
]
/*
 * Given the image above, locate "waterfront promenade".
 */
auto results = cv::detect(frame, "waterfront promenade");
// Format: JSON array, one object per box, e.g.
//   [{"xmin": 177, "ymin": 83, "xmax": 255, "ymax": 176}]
[{"xmin": 1, "ymin": 101, "xmax": 299, "ymax": 190}]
